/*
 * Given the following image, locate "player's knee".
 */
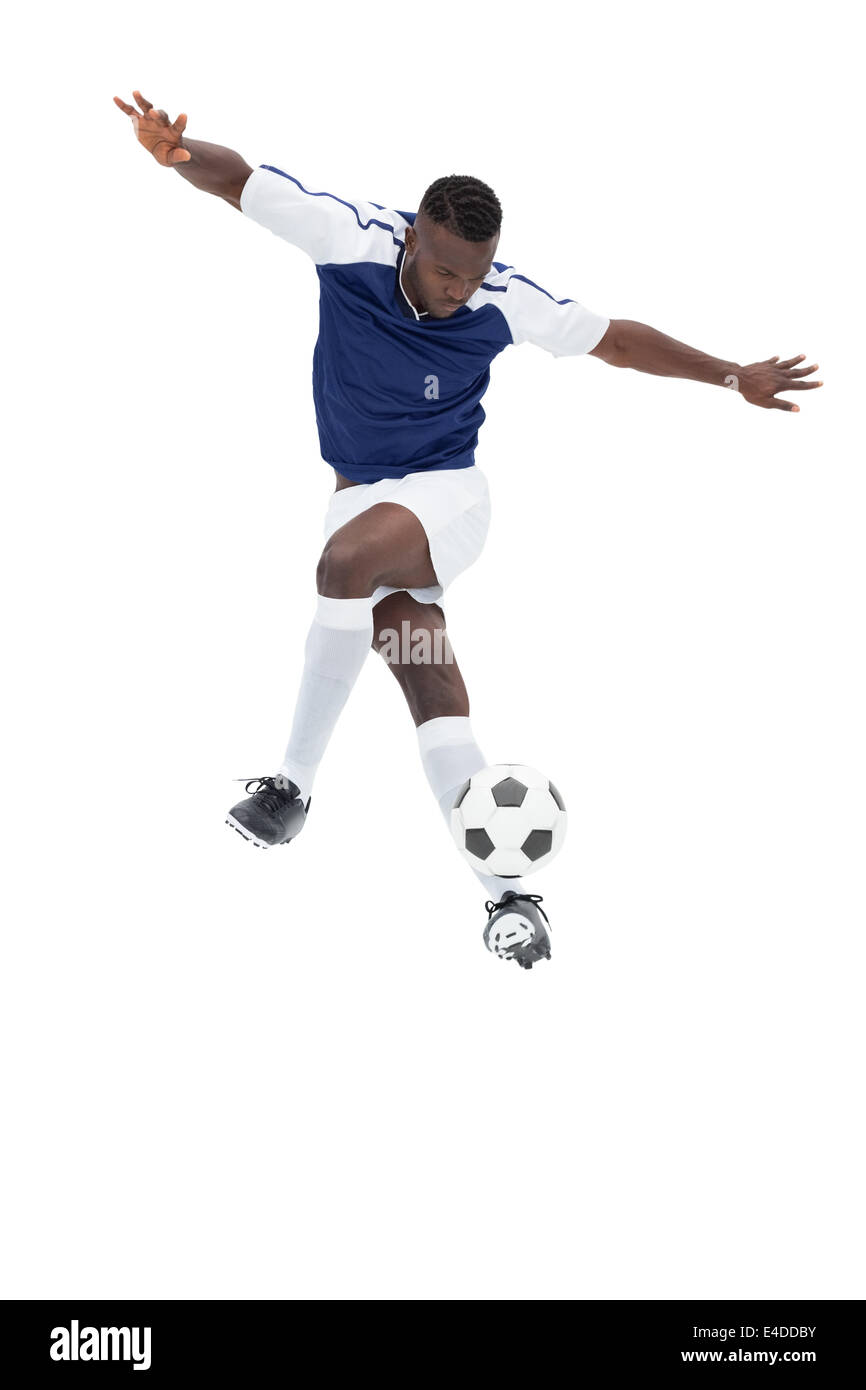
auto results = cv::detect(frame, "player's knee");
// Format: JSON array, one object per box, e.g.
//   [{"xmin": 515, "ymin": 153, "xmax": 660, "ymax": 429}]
[{"xmin": 316, "ymin": 537, "xmax": 376, "ymax": 598}]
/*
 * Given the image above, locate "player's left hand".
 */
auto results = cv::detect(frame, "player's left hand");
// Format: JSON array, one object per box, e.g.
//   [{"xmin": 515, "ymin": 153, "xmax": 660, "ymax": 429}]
[{"xmin": 730, "ymin": 354, "xmax": 823, "ymax": 412}]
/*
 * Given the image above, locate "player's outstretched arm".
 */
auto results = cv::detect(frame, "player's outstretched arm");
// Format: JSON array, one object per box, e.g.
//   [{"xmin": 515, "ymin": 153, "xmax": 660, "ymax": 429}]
[
  {"xmin": 113, "ymin": 90, "xmax": 253, "ymax": 209},
  {"xmin": 589, "ymin": 320, "xmax": 823, "ymax": 412}
]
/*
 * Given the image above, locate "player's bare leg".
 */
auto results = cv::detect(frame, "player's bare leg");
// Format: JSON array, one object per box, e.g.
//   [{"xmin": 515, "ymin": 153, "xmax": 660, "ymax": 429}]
[
  {"xmin": 371, "ymin": 590, "xmax": 552, "ymax": 967},
  {"xmin": 370, "ymin": 590, "xmax": 468, "ymax": 723}
]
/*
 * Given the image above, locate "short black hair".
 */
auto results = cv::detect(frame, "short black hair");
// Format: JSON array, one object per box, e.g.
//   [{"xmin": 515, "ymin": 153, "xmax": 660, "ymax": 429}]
[{"xmin": 417, "ymin": 175, "xmax": 502, "ymax": 242}]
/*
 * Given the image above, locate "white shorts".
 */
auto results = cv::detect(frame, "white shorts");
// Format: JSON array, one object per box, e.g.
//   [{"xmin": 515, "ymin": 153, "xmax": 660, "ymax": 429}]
[{"xmin": 321, "ymin": 464, "xmax": 492, "ymax": 606}]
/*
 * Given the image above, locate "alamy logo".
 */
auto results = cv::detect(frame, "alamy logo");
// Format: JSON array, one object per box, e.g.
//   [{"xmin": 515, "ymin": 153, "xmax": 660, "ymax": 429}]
[
  {"xmin": 378, "ymin": 619, "xmax": 453, "ymax": 665},
  {"xmin": 50, "ymin": 1320, "xmax": 151, "ymax": 1371},
  {"xmin": 424, "ymin": 374, "xmax": 439, "ymax": 400}
]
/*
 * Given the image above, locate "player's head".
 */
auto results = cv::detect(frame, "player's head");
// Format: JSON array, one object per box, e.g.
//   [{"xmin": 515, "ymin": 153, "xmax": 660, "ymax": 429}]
[{"xmin": 404, "ymin": 175, "xmax": 501, "ymax": 319}]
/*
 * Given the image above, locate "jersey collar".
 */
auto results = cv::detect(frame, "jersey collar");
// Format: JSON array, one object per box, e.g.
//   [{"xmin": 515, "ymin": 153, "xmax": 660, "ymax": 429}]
[{"xmin": 395, "ymin": 243, "xmax": 429, "ymax": 321}]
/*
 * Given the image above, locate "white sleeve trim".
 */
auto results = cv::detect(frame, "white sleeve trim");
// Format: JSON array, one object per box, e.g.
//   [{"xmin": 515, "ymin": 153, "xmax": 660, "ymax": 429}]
[
  {"xmin": 489, "ymin": 266, "xmax": 610, "ymax": 357},
  {"xmin": 239, "ymin": 164, "xmax": 401, "ymax": 267}
]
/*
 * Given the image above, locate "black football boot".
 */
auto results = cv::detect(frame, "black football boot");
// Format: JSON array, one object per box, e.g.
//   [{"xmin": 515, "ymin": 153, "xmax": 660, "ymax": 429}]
[
  {"xmin": 483, "ymin": 891, "xmax": 552, "ymax": 969},
  {"xmin": 226, "ymin": 775, "xmax": 310, "ymax": 848}
]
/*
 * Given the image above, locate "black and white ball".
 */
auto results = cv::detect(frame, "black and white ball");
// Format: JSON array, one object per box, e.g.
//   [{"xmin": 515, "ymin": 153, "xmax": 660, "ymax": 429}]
[{"xmin": 450, "ymin": 764, "xmax": 567, "ymax": 877}]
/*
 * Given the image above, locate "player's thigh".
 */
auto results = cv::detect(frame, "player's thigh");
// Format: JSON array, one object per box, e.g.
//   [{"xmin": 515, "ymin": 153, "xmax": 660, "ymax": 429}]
[{"xmin": 319, "ymin": 502, "xmax": 438, "ymax": 593}]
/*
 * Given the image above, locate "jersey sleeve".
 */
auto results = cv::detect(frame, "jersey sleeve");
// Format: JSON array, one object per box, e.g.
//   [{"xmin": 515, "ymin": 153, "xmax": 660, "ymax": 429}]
[
  {"xmin": 494, "ymin": 267, "xmax": 610, "ymax": 358},
  {"xmin": 239, "ymin": 164, "xmax": 399, "ymax": 266}
]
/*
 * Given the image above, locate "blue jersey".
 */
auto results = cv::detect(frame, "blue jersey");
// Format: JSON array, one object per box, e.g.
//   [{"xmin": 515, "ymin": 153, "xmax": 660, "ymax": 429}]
[{"xmin": 240, "ymin": 164, "xmax": 610, "ymax": 483}]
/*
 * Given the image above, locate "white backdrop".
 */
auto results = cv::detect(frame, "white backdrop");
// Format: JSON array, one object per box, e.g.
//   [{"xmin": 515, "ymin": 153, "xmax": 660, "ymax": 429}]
[{"xmin": 2, "ymin": 0, "xmax": 862, "ymax": 1300}]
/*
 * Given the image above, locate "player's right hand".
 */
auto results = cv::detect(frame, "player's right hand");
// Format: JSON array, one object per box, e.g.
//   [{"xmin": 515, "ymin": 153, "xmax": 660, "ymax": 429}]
[{"xmin": 113, "ymin": 90, "xmax": 191, "ymax": 166}]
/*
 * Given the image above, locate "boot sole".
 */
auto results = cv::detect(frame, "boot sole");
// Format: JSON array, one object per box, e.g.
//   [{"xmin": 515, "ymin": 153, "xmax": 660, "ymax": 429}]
[{"xmin": 225, "ymin": 814, "xmax": 295, "ymax": 849}]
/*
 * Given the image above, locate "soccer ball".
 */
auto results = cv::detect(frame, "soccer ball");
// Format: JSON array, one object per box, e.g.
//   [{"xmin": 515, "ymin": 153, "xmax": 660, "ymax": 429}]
[{"xmin": 450, "ymin": 764, "xmax": 567, "ymax": 878}]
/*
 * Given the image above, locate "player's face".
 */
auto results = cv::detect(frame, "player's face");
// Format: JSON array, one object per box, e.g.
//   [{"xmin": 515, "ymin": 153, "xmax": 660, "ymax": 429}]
[{"xmin": 404, "ymin": 216, "xmax": 499, "ymax": 319}]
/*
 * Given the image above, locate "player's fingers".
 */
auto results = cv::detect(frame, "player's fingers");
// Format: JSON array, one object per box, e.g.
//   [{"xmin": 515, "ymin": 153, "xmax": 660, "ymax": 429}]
[
  {"xmin": 167, "ymin": 145, "xmax": 192, "ymax": 164},
  {"xmin": 132, "ymin": 90, "xmax": 154, "ymax": 113},
  {"xmin": 769, "ymin": 397, "xmax": 799, "ymax": 411},
  {"xmin": 760, "ymin": 355, "xmax": 780, "ymax": 364},
  {"xmin": 113, "ymin": 96, "xmax": 136, "ymax": 115},
  {"xmin": 787, "ymin": 363, "xmax": 819, "ymax": 377},
  {"xmin": 775, "ymin": 354, "xmax": 807, "ymax": 370},
  {"xmin": 786, "ymin": 379, "xmax": 823, "ymax": 390},
  {"xmin": 153, "ymin": 109, "xmax": 169, "ymax": 123},
  {"xmin": 170, "ymin": 112, "xmax": 188, "ymax": 135}
]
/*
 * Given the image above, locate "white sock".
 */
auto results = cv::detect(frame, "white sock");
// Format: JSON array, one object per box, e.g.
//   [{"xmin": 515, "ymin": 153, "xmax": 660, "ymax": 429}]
[
  {"xmin": 416, "ymin": 715, "xmax": 526, "ymax": 903},
  {"xmin": 279, "ymin": 594, "xmax": 375, "ymax": 805}
]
